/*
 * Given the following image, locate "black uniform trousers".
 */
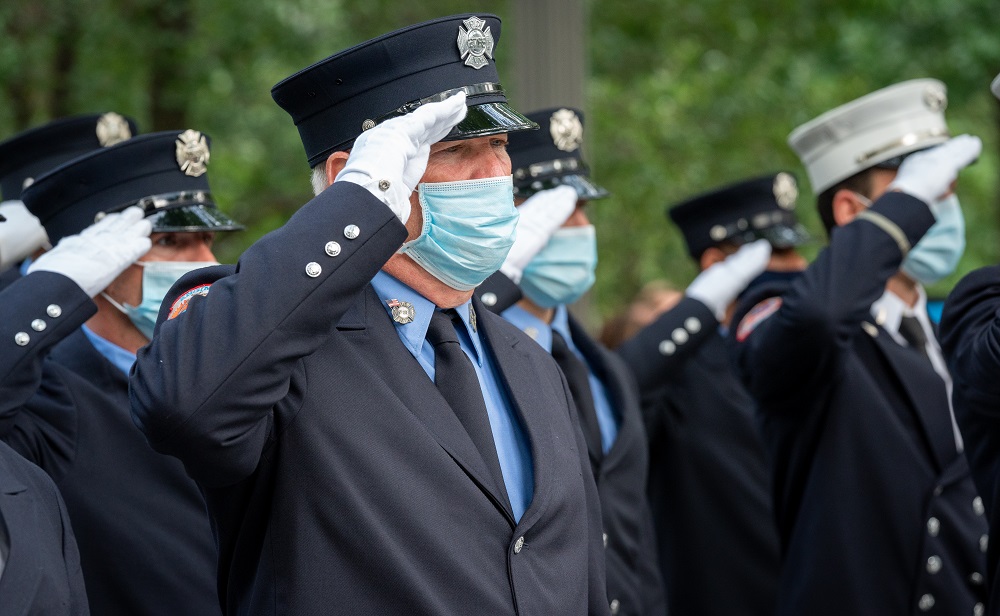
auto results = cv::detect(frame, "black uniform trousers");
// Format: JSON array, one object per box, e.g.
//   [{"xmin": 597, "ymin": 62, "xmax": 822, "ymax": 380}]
[{"xmin": 731, "ymin": 192, "xmax": 986, "ymax": 615}]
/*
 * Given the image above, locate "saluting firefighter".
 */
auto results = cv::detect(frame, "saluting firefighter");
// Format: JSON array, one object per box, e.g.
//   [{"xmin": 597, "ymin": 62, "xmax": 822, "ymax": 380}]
[{"xmin": 731, "ymin": 79, "xmax": 987, "ymax": 615}]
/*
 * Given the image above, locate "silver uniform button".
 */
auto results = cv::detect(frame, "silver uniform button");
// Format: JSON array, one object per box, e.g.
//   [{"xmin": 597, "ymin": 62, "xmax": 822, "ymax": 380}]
[
  {"xmin": 378, "ymin": 179, "xmax": 390, "ymax": 191},
  {"xmin": 926, "ymin": 555, "xmax": 942, "ymax": 574},
  {"xmin": 973, "ymin": 496, "xmax": 985, "ymax": 516},
  {"xmin": 671, "ymin": 328, "xmax": 689, "ymax": 345},
  {"xmin": 46, "ymin": 304, "xmax": 62, "ymax": 318},
  {"xmin": 14, "ymin": 332, "xmax": 29, "ymax": 346},
  {"xmin": 602, "ymin": 532, "xmax": 608, "ymax": 548},
  {"xmin": 513, "ymin": 536, "xmax": 524, "ymax": 554},
  {"xmin": 684, "ymin": 317, "xmax": 701, "ymax": 334},
  {"xmin": 933, "ymin": 485, "xmax": 943, "ymax": 496},
  {"xmin": 325, "ymin": 241, "xmax": 341, "ymax": 257},
  {"xmin": 981, "ymin": 534, "xmax": 989, "ymax": 553},
  {"xmin": 970, "ymin": 572, "xmax": 984, "ymax": 585},
  {"xmin": 918, "ymin": 594, "xmax": 935, "ymax": 611},
  {"xmin": 975, "ymin": 602, "xmax": 985, "ymax": 616},
  {"xmin": 481, "ymin": 292, "xmax": 498, "ymax": 307},
  {"xmin": 927, "ymin": 517, "xmax": 940, "ymax": 537},
  {"xmin": 658, "ymin": 340, "xmax": 676, "ymax": 356},
  {"xmin": 609, "ymin": 599, "xmax": 620, "ymax": 615},
  {"xmin": 344, "ymin": 224, "xmax": 360, "ymax": 239},
  {"xmin": 305, "ymin": 262, "xmax": 322, "ymax": 278},
  {"xmin": 31, "ymin": 319, "xmax": 46, "ymax": 332}
]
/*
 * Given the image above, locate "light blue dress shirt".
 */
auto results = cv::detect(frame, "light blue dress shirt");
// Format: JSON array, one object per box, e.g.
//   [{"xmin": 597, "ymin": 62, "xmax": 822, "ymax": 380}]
[
  {"xmin": 502, "ymin": 304, "xmax": 620, "ymax": 453},
  {"xmin": 370, "ymin": 271, "xmax": 534, "ymax": 521},
  {"xmin": 81, "ymin": 325, "xmax": 136, "ymax": 376}
]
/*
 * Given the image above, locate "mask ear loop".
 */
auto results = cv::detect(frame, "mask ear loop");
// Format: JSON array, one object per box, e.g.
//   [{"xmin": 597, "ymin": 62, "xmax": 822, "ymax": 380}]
[{"xmin": 100, "ymin": 261, "xmax": 147, "ymax": 313}]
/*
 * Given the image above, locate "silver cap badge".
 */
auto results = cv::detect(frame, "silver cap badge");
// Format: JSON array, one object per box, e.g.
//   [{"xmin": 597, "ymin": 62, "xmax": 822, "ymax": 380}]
[
  {"xmin": 457, "ymin": 16, "xmax": 494, "ymax": 70},
  {"xmin": 387, "ymin": 299, "xmax": 415, "ymax": 325},
  {"xmin": 773, "ymin": 172, "xmax": 798, "ymax": 210},
  {"xmin": 96, "ymin": 112, "xmax": 132, "ymax": 147},
  {"xmin": 175, "ymin": 129, "xmax": 210, "ymax": 177},
  {"xmin": 550, "ymin": 108, "xmax": 583, "ymax": 152}
]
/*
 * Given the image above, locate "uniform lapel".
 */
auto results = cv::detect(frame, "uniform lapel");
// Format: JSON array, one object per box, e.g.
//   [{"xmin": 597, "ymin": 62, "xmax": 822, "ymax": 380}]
[
  {"xmin": 475, "ymin": 298, "xmax": 555, "ymax": 527},
  {"xmin": 566, "ymin": 316, "xmax": 621, "ymax": 468},
  {"xmin": 866, "ymin": 322, "xmax": 956, "ymax": 470},
  {"xmin": 0, "ymin": 455, "xmax": 41, "ymax": 615},
  {"xmin": 339, "ymin": 287, "xmax": 515, "ymax": 523}
]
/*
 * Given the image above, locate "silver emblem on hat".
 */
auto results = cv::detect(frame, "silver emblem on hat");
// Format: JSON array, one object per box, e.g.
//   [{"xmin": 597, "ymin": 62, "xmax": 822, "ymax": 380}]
[
  {"xmin": 387, "ymin": 299, "xmax": 415, "ymax": 325},
  {"xmin": 709, "ymin": 225, "xmax": 727, "ymax": 241},
  {"xmin": 361, "ymin": 119, "xmax": 376, "ymax": 131},
  {"xmin": 550, "ymin": 109, "xmax": 583, "ymax": 152},
  {"xmin": 923, "ymin": 84, "xmax": 947, "ymax": 112},
  {"xmin": 175, "ymin": 129, "xmax": 210, "ymax": 177},
  {"xmin": 96, "ymin": 112, "xmax": 132, "ymax": 147},
  {"xmin": 457, "ymin": 16, "xmax": 494, "ymax": 70},
  {"xmin": 773, "ymin": 172, "xmax": 798, "ymax": 210}
]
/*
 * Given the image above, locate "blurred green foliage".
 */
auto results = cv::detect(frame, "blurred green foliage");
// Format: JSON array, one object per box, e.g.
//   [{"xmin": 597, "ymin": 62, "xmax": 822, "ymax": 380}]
[{"xmin": 1, "ymin": 0, "xmax": 998, "ymax": 324}]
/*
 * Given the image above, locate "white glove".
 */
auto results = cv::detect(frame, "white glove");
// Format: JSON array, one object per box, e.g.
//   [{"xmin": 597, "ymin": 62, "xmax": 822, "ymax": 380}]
[
  {"xmin": 499, "ymin": 185, "xmax": 578, "ymax": 283},
  {"xmin": 686, "ymin": 239, "xmax": 772, "ymax": 321},
  {"xmin": 28, "ymin": 206, "xmax": 152, "ymax": 297},
  {"xmin": 0, "ymin": 200, "xmax": 49, "ymax": 271},
  {"xmin": 335, "ymin": 91, "xmax": 469, "ymax": 223},
  {"xmin": 888, "ymin": 134, "xmax": 982, "ymax": 210}
]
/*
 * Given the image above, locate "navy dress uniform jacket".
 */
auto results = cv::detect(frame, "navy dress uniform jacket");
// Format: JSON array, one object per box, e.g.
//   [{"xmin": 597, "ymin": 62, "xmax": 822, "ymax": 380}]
[
  {"xmin": 730, "ymin": 192, "xmax": 987, "ymax": 615},
  {"xmin": 0, "ymin": 275, "xmax": 220, "ymax": 615},
  {"xmin": 0, "ymin": 439, "xmax": 89, "ymax": 616},
  {"xmin": 476, "ymin": 277, "xmax": 667, "ymax": 616},
  {"xmin": 129, "ymin": 182, "xmax": 609, "ymax": 616},
  {"xmin": 618, "ymin": 297, "xmax": 780, "ymax": 616},
  {"xmin": 940, "ymin": 264, "xmax": 1000, "ymax": 615}
]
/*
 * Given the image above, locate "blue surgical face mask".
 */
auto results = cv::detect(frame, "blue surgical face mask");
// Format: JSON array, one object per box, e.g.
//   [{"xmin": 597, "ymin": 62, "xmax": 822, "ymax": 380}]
[
  {"xmin": 102, "ymin": 260, "xmax": 218, "ymax": 340},
  {"xmin": 520, "ymin": 225, "xmax": 598, "ymax": 308},
  {"xmin": 398, "ymin": 176, "xmax": 518, "ymax": 291},
  {"xmin": 901, "ymin": 194, "xmax": 965, "ymax": 285}
]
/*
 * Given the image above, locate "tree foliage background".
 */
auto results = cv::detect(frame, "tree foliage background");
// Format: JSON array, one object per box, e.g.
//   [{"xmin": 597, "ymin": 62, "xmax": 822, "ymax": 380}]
[{"xmin": 2, "ymin": 0, "xmax": 998, "ymax": 325}]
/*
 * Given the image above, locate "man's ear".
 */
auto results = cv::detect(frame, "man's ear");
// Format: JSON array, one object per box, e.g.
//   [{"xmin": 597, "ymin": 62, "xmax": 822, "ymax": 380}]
[
  {"xmin": 832, "ymin": 188, "xmax": 866, "ymax": 227},
  {"xmin": 324, "ymin": 152, "xmax": 351, "ymax": 188},
  {"xmin": 699, "ymin": 246, "xmax": 727, "ymax": 271}
]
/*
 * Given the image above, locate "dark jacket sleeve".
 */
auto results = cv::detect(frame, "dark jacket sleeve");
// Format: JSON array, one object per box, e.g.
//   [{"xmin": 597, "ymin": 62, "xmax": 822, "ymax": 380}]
[
  {"xmin": 940, "ymin": 265, "xmax": 1000, "ymax": 518},
  {"xmin": 0, "ymin": 271, "xmax": 95, "ymax": 411},
  {"xmin": 475, "ymin": 271, "xmax": 523, "ymax": 314},
  {"xmin": 616, "ymin": 296, "xmax": 718, "ymax": 393},
  {"xmin": 731, "ymin": 192, "xmax": 935, "ymax": 413},
  {"xmin": 129, "ymin": 182, "xmax": 408, "ymax": 488}
]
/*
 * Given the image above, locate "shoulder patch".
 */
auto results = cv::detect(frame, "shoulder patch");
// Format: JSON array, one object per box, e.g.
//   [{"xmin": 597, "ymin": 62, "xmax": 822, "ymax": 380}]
[
  {"xmin": 736, "ymin": 297, "xmax": 782, "ymax": 342},
  {"xmin": 168, "ymin": 284, "xmax": 212, "ymax": 320}
]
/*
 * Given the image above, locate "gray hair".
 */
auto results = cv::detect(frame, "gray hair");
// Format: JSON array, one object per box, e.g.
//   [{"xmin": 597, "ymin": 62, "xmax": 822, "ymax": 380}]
[{"xmin": 311, "ymin": 166, "xmax": 328, "ymax": 196}]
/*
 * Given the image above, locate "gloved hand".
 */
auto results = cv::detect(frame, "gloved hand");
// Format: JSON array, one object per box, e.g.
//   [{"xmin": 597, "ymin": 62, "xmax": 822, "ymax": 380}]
[
  {"xmin": 499, "ymin": 185, "xmax": 578, "ymax": 283},
  {"xmin": 335, "ymin": 91, "xmax": 469, "ymax": 224},
  {"xmin": 0, "ymin": 200, "xmax": 49, "ymax": 271},
  {"xmin": 686, "ymin": 239, "xmax": 772, "ymax": 321},
  {"xmin": 888, "ymin": 134, "xmax": 982, "ymax": 212},
  {"xmin": 28, "ymin": 206, "xmax": 152, "ymax": 297}
]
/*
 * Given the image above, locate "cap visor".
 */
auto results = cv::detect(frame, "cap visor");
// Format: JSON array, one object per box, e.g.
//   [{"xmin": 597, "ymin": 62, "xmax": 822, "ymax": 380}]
[
  {"xmin": 752, "ymin": 223, "xmax": 811, "ymax": 249},
  {"xmin": 514, "ymin": 174, "xmax": 610, "ymax": 201},
  {"xmin": 148, "ymin": 203, "xmax": 245, "ymax": 233},
  {"xmin": 444, "ymin": 102, "xmax": 538, "ymax": 141}
]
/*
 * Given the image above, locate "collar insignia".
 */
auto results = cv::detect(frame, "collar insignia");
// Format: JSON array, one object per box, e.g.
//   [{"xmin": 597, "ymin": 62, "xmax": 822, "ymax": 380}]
[
  {"xmin": 387, "ymin": 299, "xmax": 415, "ymax": 324},
  {"xmin": 457, "ymin": 16, "xmax": 494, "ymax": 70}
]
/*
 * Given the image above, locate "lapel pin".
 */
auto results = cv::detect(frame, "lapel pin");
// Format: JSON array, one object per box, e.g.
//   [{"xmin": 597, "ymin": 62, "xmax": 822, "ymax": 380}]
[{"xmin": 387, "ymin": 299, "xmax": 415, "ymax": 324}]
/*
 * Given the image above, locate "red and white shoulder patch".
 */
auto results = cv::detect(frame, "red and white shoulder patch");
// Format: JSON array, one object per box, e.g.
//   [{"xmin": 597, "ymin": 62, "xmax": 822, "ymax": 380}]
[
  {"xmin": 167, "ymin": 284, "xmax": 212, "ymax": 320},
  {"xmin": 736, "ymin": 297, "xmax": 782, "ymax": 342}
]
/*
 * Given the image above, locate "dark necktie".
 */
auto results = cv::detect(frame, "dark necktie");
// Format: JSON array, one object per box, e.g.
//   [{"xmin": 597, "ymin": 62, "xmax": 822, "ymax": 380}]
[
  {"xmin": 550, "ymin": 330, "xmax": 604, "ymax": 472},
  {"xmin": 898, "ymin": 315, "xmax": 930, "ymax": 359},
  {"xmin": 425, "ymin": 309, "xmax": 509, "ymax": 505}
]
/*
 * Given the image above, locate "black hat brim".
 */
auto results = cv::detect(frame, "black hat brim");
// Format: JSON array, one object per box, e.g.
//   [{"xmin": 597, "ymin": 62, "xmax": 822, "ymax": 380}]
[
  {"xmin": 514, "ymin": 173, "xmax": 610, "ymax": 201},
  {"xmin": 147, "ymin": 204, "xmax": 245, "ymax": 233},
  {"xmin": 444, "ymin": 101, "xmax": 538, "ymax": 141}
]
